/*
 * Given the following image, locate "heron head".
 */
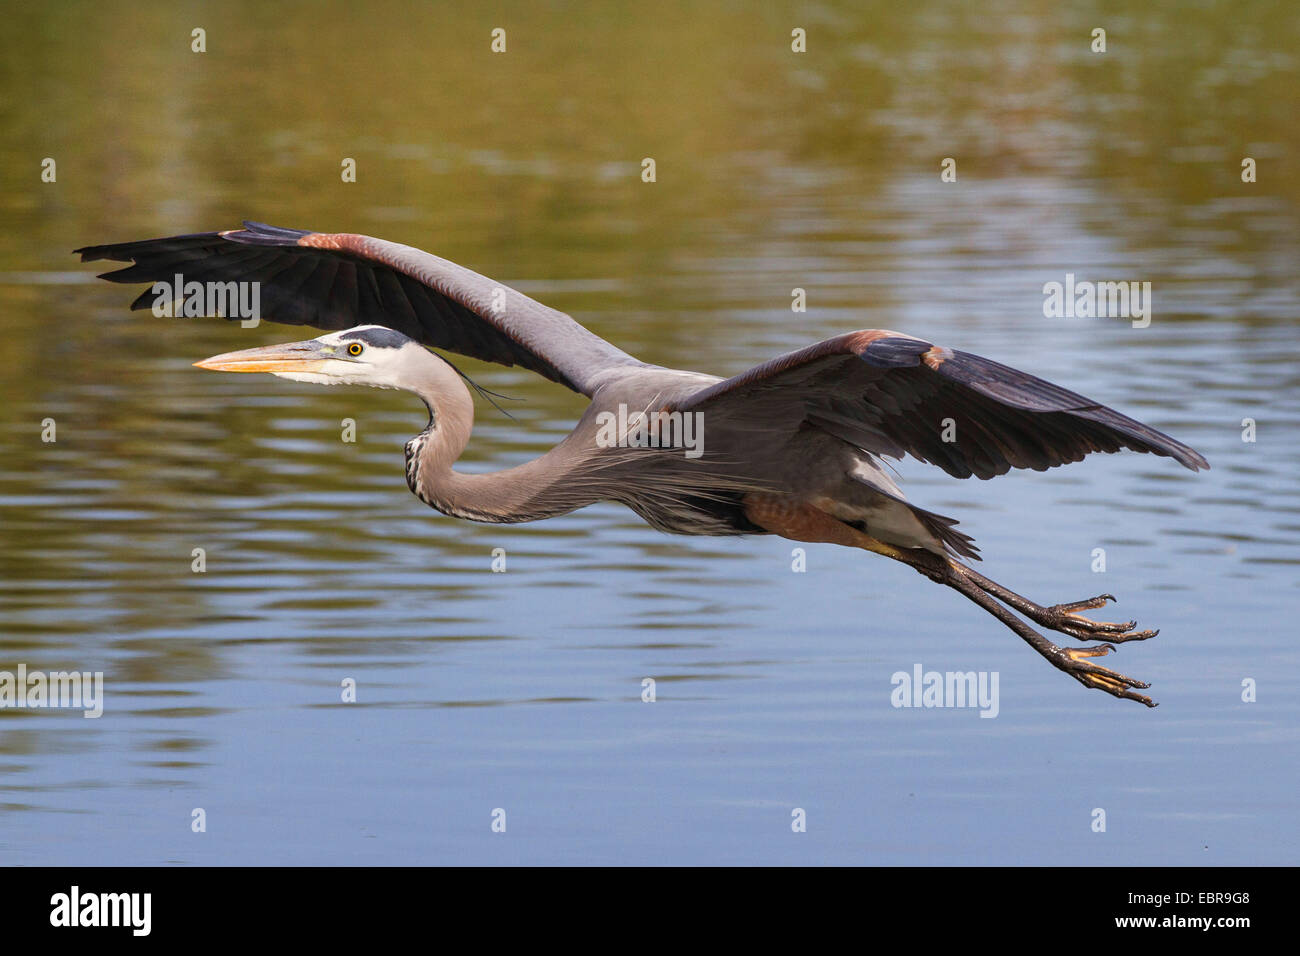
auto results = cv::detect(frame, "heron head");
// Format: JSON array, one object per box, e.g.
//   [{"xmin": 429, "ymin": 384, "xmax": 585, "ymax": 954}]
[{"xmin": 194, "ymin": 325, "xmax": 436, "ymax": 390}]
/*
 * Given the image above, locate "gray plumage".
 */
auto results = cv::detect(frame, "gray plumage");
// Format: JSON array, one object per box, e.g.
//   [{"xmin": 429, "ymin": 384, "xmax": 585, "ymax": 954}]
[{"xmin": 76, "ymin": 222, "xmax": 1209, "ymax": 706}]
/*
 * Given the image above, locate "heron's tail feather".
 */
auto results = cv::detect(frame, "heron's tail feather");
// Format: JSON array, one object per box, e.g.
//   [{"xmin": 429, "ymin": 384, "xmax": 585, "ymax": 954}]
[{"xmin": 910, "ymin": 505, "xmax": 981, "ymax": 561}]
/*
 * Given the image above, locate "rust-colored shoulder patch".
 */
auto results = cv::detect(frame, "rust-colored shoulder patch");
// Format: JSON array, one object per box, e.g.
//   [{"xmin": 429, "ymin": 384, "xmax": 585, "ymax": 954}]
[
  {"xmin": 922, "ymin": 345, "xmax": 953, "ymax": 370},
  {"xmin": 845, "ymin": 329, "xmax": 900, "ymax": 354}
]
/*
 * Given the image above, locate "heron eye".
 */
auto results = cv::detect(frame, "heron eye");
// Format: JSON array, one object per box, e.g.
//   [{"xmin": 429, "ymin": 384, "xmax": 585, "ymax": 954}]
[{"xmin": 347, "ymin": 342, "xmax": 363, "ymax": 356}]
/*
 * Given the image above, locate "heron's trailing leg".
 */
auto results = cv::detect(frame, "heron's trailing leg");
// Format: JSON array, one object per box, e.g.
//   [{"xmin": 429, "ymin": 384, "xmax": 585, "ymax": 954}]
[
  {"xmin": 741, "ymin": 494, "xmax": 1157, "ymax": 706},
  {"xmin": 950, "ymin": 564, "xmax": 1160, "ymax": 644},
  {"xmin": 933, "ymin": 562, "xmax": 1155, "ymax": 706},
  {"xmin": 885, "ymin": 547, "xmax": 1157, "ymax": 706}
]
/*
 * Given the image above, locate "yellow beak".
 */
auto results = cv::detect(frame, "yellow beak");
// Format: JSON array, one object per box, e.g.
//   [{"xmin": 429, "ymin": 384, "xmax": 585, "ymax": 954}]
[{"xmin": 194, "ymin": 341, "xmax": 331, "ymax": 373}]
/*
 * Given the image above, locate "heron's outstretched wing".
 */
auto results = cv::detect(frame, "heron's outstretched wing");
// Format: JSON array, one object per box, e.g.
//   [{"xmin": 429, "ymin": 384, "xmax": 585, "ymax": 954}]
[
  {"xmin": 75, "ymin": 221, "xmax": 646, "ymax": 395},
  {"xmin": 671, "ymin": 331, "xmax": 1208, "ymax": 478}
]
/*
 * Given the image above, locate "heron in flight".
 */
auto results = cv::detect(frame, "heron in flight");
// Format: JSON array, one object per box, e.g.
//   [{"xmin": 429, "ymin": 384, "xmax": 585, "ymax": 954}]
[{"xmin": 76, "ymin": 222, "xmax": 1207, "ymax": 706}]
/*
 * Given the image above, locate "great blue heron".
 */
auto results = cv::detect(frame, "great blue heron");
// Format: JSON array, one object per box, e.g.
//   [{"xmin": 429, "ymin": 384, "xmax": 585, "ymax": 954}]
[{"xmin": 76, "ymin": 221, "xmax": 1208, "ymax": 706}]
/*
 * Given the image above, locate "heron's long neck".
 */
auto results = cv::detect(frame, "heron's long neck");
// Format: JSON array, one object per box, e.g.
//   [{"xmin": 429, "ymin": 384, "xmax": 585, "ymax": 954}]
[{"xmin": 402, "ymin": 356, "xmax": 598, "ymax": 523}]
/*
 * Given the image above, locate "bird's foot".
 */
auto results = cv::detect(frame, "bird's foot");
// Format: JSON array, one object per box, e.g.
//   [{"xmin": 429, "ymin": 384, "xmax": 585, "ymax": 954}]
[
  {"xmin": 944, "ymin": 564, "xmax": 1160, "ymax": 706},
  {"xmin": 1052, "ymin": 641, "xmax": 1156, "ymax": 707},
  {"xmin": 1033, "ymin": 593, "xmax": 1158, "ymax": 644}
]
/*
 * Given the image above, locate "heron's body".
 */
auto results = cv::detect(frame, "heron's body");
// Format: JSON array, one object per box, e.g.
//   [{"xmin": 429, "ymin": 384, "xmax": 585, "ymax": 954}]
[
  {"xmin": 396, "ymin": 354, "xmax": 940, "ymax": 549},
  {"xmin": 76, "ymin": 222, "xmax": 1209, "ymax": 706}
]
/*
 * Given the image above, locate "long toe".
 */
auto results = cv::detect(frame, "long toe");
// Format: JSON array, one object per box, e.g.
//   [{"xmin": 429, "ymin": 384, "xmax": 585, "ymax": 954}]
[
  {"xmin": 1057, "ymin": 647, "xmax": 1156, "ymax": 707},
  {"xmin": 1048, "ymin": 598, "xmax": 1136, "ymax": 634},
  {"xmin": 1056, "ymin": 593, "xmax": 1116, "ymax": 613},
  {"xmin": 1064, "ymin": 644, "xmax": 1117, "ymax": 660},
  {"xmin": 1102, "ymin": 627, "xmax": 1159, "ymax": 644}
]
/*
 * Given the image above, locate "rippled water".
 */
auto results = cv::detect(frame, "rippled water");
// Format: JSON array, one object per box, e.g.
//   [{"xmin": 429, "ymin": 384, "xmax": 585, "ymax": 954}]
[{"xmin": 1, "ymin": 2, "xmax": 1298, "ymax": 865}]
